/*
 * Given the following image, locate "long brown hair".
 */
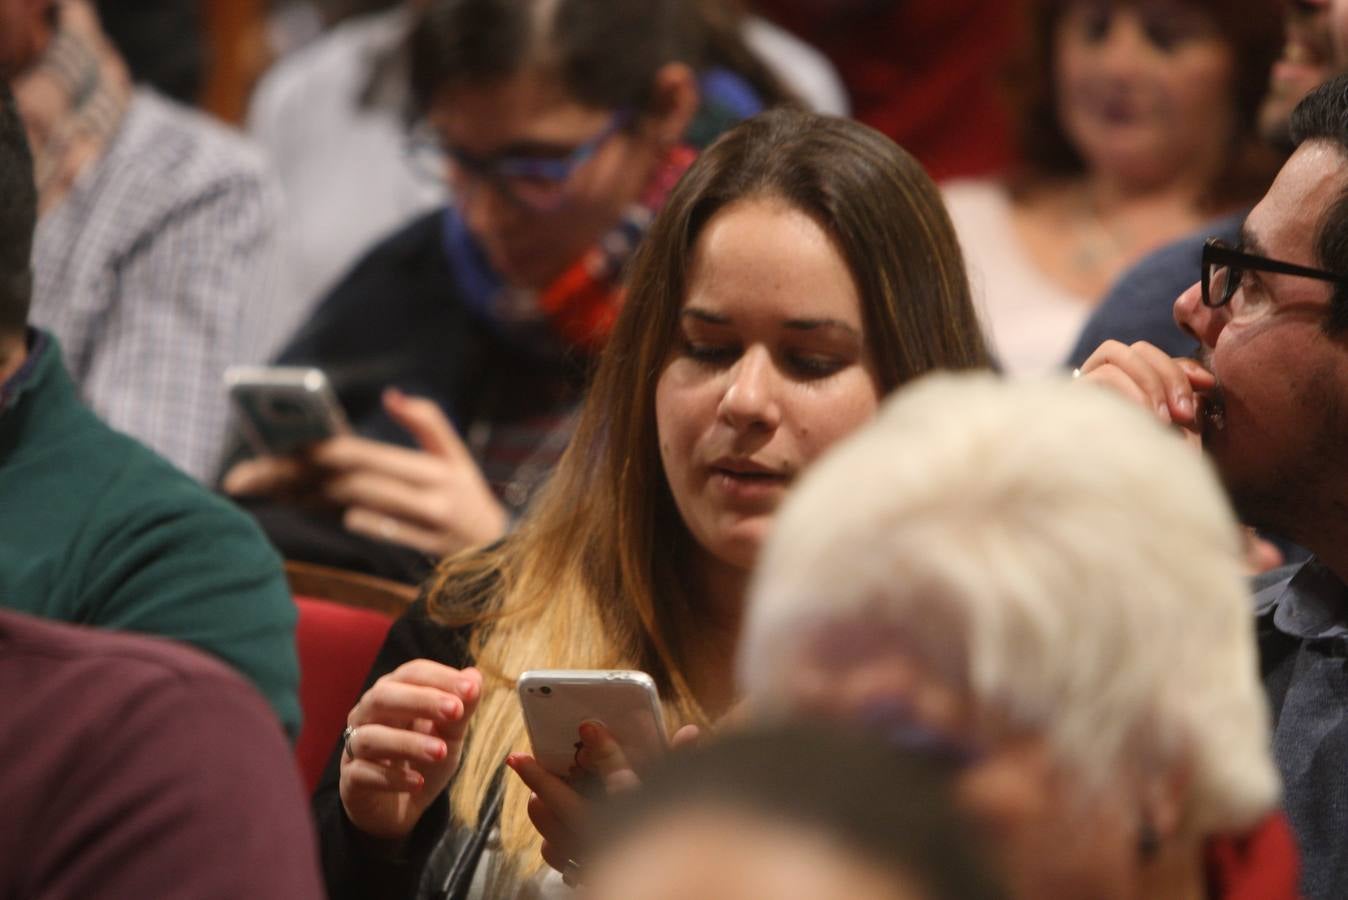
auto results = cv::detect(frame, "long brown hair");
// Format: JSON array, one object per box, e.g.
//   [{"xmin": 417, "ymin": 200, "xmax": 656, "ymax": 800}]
[
  {"xmin": 424, "ymin": 108, "xmax": 991, "ymax": 879},
  {"xmin": 1007, "ymin": 0, "xmax": 1285, "ymax": 207}
]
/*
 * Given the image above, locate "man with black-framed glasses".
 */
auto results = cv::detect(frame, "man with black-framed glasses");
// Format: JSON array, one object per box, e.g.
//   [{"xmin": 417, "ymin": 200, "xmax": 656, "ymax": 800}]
[
  {"xmin": 1078, "ymin": 74, "xmax": 1348, "ymax": 900},
  {"xmin": 1199, "ymin": 236, "xmax": 1348, "ymax": 316}
]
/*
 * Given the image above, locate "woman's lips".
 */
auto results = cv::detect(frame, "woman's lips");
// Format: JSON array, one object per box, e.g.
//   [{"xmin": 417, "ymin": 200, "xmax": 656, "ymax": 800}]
[
  {"xmin": 1077, "ymin": 90, "xmax": 1145, "ymax": 128},
  {"xmin": 709, "ymin": 467, "xmax": 790, "ymax": 503},
  {"xmin": 1097, "ymin": 101, "xmax": 1140, "ymax": 126}
]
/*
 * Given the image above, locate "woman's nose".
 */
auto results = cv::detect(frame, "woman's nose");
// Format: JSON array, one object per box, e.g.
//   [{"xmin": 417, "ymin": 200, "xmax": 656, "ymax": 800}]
[
  {"xmin": 717, "ymin": 347, "xmax": 783, "ymax": 432},
  {"xmin": 1095, "ymin": 12, "xmax": 1153, "ymax": 73}
]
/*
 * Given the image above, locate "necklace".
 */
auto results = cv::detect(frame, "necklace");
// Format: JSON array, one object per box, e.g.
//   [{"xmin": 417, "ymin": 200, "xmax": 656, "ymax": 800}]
[{"xmin": 1069, "ymin": 188, "xmax": 1133, "ymax": 279}]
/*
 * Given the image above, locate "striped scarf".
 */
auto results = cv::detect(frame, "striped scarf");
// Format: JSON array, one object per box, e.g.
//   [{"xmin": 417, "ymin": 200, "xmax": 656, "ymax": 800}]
[{"xmin": 441, "ymin": 143, "xmax": 697, "ymax": 358}]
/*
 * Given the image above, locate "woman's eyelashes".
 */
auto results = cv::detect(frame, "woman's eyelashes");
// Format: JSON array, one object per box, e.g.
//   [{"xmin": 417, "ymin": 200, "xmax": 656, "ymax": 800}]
[
  {"xmin": 1080, "ymin": 4, "xmax": 1112, "ymax": 43},
  {"xmin": 681, "ymin": 338, "xmax": 739, "ymax": 366},
  {"xmin": 678, "ymin": 337, "xmax": 849, "ymax": 379},
  {"xmin": 1142, "ymin": 22, "xmax": 1179, "ymax": 53},
  {"xmin": 1074, "ymin": 5, "xmax": 1203, "ymax": 54},
  {"xmin": 787, "ymin": 352, "xmax": 848, "ymax": 378}
]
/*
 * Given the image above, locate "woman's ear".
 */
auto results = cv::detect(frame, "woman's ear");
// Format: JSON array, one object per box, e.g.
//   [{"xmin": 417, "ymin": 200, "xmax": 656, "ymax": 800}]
[{"xmin": 644, "ymin": 62, "xmax": 701, "ymax": 146}]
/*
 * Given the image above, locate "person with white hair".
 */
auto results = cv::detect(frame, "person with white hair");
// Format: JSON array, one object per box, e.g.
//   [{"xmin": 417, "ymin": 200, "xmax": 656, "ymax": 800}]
[{"xmin": 739, "ymin": 373, "xmax": 1298, "ymax": 900}]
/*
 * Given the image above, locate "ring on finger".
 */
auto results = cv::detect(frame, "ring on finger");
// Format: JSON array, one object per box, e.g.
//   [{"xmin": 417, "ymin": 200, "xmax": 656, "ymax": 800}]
[{"xmin": 342, "ymin": 724, "xmax": 359, "ymax": 762}]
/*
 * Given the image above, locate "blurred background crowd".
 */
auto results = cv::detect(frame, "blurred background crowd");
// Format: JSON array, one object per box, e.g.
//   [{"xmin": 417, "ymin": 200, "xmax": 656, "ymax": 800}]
[{"xmin": 4, "ymin": 1, "xmax": 1348, "ymax": 899}]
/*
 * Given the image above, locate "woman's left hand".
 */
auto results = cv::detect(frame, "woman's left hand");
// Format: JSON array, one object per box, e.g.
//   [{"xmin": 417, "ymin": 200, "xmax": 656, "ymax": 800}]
[{"xmin": 507, "ymin": 721, "xmax": 700, "ymax": 885}]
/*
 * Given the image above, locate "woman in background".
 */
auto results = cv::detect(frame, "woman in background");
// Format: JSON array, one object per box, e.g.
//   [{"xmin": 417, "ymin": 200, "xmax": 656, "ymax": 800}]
[{"xmin": 943, "ymin": 0, "xmax": 1283, "ymax": 374}]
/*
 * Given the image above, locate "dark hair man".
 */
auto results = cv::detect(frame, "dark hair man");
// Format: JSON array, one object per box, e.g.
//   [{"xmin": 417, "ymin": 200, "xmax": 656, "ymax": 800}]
[
  {"xmin": 1078, "ymin": 73, "xmax": 1348, "ymax": 900},
  {"xmin": 0, "ymin": 83, "xmax": 300, "ymax": 736},
  {"xmin": 0, "ymin": 65, "xmax": 35, "ymax": 382}
]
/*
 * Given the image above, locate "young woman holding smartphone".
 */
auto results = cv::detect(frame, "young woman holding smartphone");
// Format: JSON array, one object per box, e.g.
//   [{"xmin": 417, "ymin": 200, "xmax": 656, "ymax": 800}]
[{"xmin": 315, "ymin": 107, "xmax": 992, "ymax": 898}]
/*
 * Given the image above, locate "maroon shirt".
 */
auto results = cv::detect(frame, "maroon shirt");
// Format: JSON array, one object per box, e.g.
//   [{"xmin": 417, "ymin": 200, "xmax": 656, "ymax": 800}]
[{"xmin": 0, "ymin": 609, "xmax": 323, "ymax": 899}]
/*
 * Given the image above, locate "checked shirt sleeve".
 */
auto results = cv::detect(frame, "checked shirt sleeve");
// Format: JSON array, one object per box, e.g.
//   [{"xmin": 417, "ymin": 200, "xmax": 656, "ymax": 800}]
[{"xmin": 79, "ymin": 167, "xmax": 284, "ymax": 482}]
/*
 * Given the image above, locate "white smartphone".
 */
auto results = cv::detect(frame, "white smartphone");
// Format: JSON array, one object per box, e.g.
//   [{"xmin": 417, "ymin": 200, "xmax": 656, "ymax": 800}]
[
  {"xmin": 518, "ymin": 669, "xmax": 667, "ymax": 778},
  {"xmin": 225, "ymin": 365, "xmax": 350, "ymax": 457}
]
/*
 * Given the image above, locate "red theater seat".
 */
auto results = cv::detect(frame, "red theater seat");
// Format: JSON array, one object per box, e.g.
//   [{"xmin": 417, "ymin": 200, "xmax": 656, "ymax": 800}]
[{"xmin": 293, "ymin": 596, "xmax": 395, "ymax": 793}]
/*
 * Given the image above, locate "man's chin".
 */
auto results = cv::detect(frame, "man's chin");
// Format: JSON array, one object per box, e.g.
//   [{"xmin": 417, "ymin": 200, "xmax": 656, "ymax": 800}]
[
  {"xmin": 1208, "ymin": 454, "xmax": 1295, "ymax": 541},
  {"xmin": 485, "ymin": 249, "xmax": 565, "ymax": 292}
]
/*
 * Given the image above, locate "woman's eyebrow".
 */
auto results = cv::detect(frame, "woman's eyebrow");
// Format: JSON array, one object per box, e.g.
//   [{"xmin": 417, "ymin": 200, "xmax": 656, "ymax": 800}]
[
  {"xmin": 681, "ymin": 309, "xmax": 862, "ymax": 338},
  {"xmin": 784, "ymin": 318, "xmax": 862, "ymax": 338},
  {"xmin": 681, "ymin": 308, "xmax": 731, "ymax": 325}
]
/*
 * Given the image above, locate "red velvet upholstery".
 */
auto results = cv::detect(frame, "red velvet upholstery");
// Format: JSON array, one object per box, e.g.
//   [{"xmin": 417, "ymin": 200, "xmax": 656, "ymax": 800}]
[{"xmin": 293, "ymin": 596, "xmax": 393, "ymax": 793}]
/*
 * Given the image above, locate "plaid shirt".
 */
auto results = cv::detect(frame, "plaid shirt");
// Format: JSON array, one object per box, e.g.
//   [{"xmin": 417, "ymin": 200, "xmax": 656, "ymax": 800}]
[{"xmin": 29, "ymin": 88, "xmax": 297, "ymax": 481}]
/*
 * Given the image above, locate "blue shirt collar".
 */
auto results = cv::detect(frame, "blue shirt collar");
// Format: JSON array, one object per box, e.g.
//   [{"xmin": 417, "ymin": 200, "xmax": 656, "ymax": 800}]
[{"xmin": 1257, "ymin": 557, "xmax": 1348, "ymax": 641}]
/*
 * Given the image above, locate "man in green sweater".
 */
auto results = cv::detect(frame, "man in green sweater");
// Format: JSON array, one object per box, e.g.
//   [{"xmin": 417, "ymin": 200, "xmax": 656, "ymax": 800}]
[{"xmin": 0, "ymin": 83, "xmax": 300, "ymax": 736}]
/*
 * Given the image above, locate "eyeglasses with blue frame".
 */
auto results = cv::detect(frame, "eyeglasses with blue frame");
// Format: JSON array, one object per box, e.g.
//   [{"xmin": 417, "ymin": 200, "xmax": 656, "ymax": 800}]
[{"xmin": 405, "ymin": 109, "xmax": 632, "ymax": 212}]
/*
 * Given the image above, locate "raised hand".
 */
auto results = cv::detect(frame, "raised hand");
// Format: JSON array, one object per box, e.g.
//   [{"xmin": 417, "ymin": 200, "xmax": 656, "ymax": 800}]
[
  {"xmin": 1077, "ymin": 339, "xmax": 1216, "ymax": 447},
  {"xmin": 224, "ymin": 388, "xmax": 507, "ymax": 558},
  {"xmin": 339, "ymin": 662, "xmax": 483, "ymax": 840}
]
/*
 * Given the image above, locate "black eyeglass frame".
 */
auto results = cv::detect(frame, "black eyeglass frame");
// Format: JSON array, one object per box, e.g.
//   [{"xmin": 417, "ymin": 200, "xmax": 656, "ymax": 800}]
[{"xmin": 1201, "ymin": 237, "xmax": 1348, "ymax": 309}]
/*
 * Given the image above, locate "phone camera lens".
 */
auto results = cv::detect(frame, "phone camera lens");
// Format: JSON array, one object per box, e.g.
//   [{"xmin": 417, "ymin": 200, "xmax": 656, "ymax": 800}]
[{"xmin": 540, "ymin": 686, "xmax": 552, "ymax": 695}]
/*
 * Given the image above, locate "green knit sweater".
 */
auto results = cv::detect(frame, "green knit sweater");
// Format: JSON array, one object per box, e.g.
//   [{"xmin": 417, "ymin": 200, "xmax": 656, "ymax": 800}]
[{"xmin": 0, "ymin": 333, "xmax": 300, "ymax": 736}]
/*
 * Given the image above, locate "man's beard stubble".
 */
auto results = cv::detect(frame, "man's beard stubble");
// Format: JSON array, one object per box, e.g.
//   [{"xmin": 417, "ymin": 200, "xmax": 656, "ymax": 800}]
[{"xmin": 1207, "ymin": 366, "xmax": 1347, "ymax": 548}]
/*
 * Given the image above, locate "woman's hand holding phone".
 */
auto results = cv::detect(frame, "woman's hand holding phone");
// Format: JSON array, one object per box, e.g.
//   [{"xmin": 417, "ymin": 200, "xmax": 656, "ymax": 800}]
[
  {"xmin": 339, "ymin": 661, "xmax": 483, "ymax": 841},
  {"xmin": 507, "ymin": 721, "xmax": 702, "ymax": 884}
]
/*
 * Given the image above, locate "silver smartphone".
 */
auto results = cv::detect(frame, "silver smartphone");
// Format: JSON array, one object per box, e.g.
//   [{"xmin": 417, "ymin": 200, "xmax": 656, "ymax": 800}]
[
  {"xmin": 518, "ymin": 669, "xmax": 667, "ymax": 778},
  {"xmin": 225, "ymin": 365, "xmax": 350, "ymax": 457}
]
